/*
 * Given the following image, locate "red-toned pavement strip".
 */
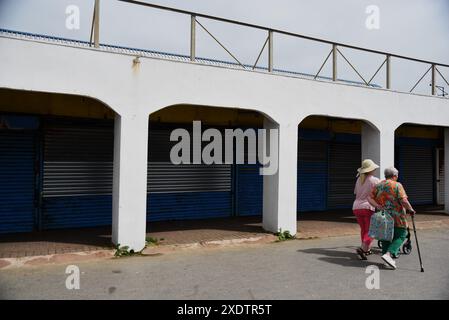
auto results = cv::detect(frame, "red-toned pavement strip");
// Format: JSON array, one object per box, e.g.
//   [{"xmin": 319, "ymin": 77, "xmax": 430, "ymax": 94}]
[
  {"xmin": 297, "ymin": 209, "xmax": 449, "ymax": 239},
  {"xmin": 0, "ymin": 209, "xmax": 448, "ymax": 263}
]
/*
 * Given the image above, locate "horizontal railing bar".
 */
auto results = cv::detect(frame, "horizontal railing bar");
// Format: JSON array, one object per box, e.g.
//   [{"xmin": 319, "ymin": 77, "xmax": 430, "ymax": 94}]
[{"xmin": 119, "ymin": 0, "xmax": 449, "ymax": 68}]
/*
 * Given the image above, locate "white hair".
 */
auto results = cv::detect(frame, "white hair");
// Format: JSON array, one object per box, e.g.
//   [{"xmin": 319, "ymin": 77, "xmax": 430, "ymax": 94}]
[{"xmin": 384, "ymin": 166, "xmax": 399, "ymax": 179}]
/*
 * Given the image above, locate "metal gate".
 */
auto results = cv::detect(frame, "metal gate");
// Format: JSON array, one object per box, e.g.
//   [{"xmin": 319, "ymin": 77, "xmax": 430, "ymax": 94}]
[
  {"xmin": 437, "ymin": 148, "xmax": 445, "ymax": 205},
  {"xmin": 147, "ymin": 126, "xmax": 233, "ymax": 221},
  {"xmin": 327, "ymin": 142, "xmax": 361, "ymax": 209},
  {"xmin": 297, "ymin": 139, "xmax": 328, "ymax": 212},
  {"xmin": 41, "ymin": 118, "xmax": 114, "ymax": 229},
  {"xmin": 0, "ymin": 128, "xmax": 37, "ymax": 234},
  {"xmin": 397, "ymin": 144, "xmax": 434, "ymax": 206},
  {"xmin": 235, "ymin": 164, "xmax": 263, "ymax": 216}
]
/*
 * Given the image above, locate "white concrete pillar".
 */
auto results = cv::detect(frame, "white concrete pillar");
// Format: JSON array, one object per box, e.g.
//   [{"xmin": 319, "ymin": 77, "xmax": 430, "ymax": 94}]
[
  {"xmin": 362, "ymin": 123, "xmax": 395, "ymax": 179},
  {"xmin": 262, "ymin": 120, "xmax": 297, "ymax": 235},
  {"xmin": 112, "ymin": 114, "xmax": 149, "ymax": 251},
  {"xmin": 362, "ymin": 123, "xmax": 380, "ymax": 165},
  {"xmin": 362, "ymin": 123, "xmax": 381, "ymax": 178},
  {"xmin": 445, "ymin": 129, "xmax": 449, "ymax": 213},
  {"xmin": 378, "ymin": 128, "xmax": 396, "ymax": 180}
]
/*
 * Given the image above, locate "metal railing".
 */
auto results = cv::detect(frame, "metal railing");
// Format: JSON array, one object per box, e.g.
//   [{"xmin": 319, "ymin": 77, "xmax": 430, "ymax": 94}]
[{"xmin": 89, "ymin": 0, "xmax": 449, "ymax": 97}]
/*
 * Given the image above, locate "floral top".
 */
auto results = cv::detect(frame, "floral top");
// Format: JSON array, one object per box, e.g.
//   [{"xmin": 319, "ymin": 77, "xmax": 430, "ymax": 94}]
[{"xmin": 370, "ymin": 179, "xmax": 408, "ymax": 228}]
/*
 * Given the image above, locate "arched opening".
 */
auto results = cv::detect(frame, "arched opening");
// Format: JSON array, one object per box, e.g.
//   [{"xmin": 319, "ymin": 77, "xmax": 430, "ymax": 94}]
[
  {"xmin": 145, "ymin": 104, "xmax": 274, "ymax": 241},
  {"xmin": 394, "ymin": 123, "xmax": 445, "ymax": 210},
  {"xmin": 296, "ymin": 115, "xmax": 380, "ymax": 237},
  {"xmin": 0, "ymin": 88, "xmax": 116, "ymax": 256}
]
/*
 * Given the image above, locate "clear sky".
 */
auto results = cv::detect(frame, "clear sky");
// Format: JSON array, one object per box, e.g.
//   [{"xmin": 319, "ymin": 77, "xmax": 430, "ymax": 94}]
[{"xmin": 1, "ymin": 0, "xmax": 448, "ymax": 95}]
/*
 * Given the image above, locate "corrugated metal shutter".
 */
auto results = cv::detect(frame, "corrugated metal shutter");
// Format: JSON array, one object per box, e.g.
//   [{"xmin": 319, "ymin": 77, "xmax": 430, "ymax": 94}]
[
  {"xmin": 328, "ymin": 142, "xmax": 361, "ymax": 209},
  {"xmin": 297, "ymin": 140, "xmax": 328, "ymax": 212},
  {"xmin": 437, "ymin": 149, "xmax": 444, "ymax": 205},
  {"xmin": 147, "ymin": 125, "xmax": 232, "ymax": 221},
  {"xmin": 234, "ymin": 127, "xmax": 263, "ymax": 217},
  {"xmin": 148, "ymin": 163, "xmax": 231, "ymax": 193},
  {"xmin": 42, "ymin": 118, "xmax": 114, "ymax": 229},
  {"xmin": 0, "ymin": 131, "xmax": 36, "ymax": 233},
  {"xmin": 398, "ymin": 145, "xmax": 434, "ymax": 205},
  {"xmin": 235, "ymin": 164, "xmax": 263, "ymax": 216}
]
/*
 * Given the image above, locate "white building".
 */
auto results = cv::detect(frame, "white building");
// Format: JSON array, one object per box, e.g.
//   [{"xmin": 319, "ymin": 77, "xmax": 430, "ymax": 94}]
[{"xmin": 0, "ymin": 2, "xmax": 448, "ymax": 251}]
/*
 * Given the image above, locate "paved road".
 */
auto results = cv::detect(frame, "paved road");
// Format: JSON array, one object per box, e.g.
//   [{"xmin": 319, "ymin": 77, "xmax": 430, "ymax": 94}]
[{"xmin": 1, "ymin": 228, "xmax": 448, "ymax": 299}]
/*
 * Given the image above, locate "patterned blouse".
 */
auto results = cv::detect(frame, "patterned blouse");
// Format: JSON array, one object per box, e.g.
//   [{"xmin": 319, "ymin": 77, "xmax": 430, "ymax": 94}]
[{"xmin": 370, "ymin": 179, "xmax": 409, "ymax": 228}]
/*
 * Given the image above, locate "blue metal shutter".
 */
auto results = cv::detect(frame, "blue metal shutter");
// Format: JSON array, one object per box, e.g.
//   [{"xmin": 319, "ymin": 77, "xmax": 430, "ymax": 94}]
[
  {"xmin": 42, "ymin": 118, "xmax": 114, "ymax": 229},
  {"xmin": 297, "ymin": 140, "xmax": 328, "ymax": 212},
  {"xmin": 147, "ymin": 126, "xmax": 232, "ymax": 221},
  {"xmin": 0, "ymin": 131, "xmax": 36, "ymax": 234},
  {"xmin": 235, "ymin": 164, "xmax": 263, "ymax": 216},
  {"xmin": 327, "ymin": 142, "xmax": 361, "ymax": 209},
  {"xmin": 234, "ymin": 126, "xmax": 263, "ymax": 217},
  {"xmin": 437, "ymin": 148, "xmax": 444, "ymax": 205},
  {"xmin": 397, "ymin": 144, "xmax": 434, "ymax": 205}
]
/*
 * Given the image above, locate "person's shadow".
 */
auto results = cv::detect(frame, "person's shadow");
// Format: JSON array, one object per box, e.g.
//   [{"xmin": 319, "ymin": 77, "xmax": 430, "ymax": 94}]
[{"xmin": 297, "ymin": 246, "xmax": 387, "ymax": 269}]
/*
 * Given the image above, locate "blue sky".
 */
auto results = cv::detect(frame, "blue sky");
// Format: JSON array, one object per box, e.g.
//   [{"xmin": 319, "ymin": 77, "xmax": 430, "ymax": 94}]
[{"xmin": 1, "ymin": 0, "xmax": 448, "ymax": 94}]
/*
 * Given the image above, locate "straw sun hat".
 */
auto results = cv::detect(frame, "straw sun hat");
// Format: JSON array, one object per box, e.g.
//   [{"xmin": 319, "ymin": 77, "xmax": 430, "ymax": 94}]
[{"xmin": 357, "ymin": 159, "xmax": 379, "ymax": 176}]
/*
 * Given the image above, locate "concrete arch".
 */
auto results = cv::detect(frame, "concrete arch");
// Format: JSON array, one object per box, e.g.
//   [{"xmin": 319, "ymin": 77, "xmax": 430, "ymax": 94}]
[
  {"xmin": 0, "ymin": 87, "xmax": 118, "ymax": 118},
  {"xmin": 148, "ymin": 103, "xmax": 280, "ymax": 128},
  {"xmin": 298, "ymin": 114, "xmax": 381, "ymax": 133},
  {"xmin": 0, "ymin": 88, "xmax": 119, "ymax": 242},
  {"xmin": 394, "ymin": 121, "xmax": 448, "ymax": 133}
]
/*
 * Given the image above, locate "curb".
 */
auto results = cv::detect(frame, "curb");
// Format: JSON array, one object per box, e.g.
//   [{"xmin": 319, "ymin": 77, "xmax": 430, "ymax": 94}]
[
  {"xmin": 0, "ymin": 234, "xmax": 277, "ymax": 270},
  {"xmin": 0, "ymin": 249, "xmax": 115, "ymax": 270},
  {"xmin": 142, "ymin": 234, "xmax": 277, "ymax": 255}
]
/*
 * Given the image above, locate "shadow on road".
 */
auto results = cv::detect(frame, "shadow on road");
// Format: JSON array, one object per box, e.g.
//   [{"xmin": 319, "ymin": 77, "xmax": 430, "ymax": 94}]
[{"xmin": 297, "ymin": 246, "xmax": 386, "ymax": 269}]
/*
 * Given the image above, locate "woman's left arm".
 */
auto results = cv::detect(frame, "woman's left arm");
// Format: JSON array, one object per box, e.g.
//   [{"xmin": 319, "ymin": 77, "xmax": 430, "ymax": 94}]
[{"xmin": 398, "ymin": 184, "xmax": 416, "ymax": 215}]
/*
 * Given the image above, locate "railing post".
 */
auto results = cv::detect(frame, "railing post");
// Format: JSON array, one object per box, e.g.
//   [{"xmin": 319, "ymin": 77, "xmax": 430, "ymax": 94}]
[
  {"xmin": 386, "ymin": 54, "xmax": 391, "ymax": 89},
  {"xmin": 190, "ymin": 15, "xmax": 196, "ymax": 61},
  {"xmin": 268, "ymin": 30, "xmax": 273, "ymax": 72},
  {"xmin": 94, "ymin": 0, "xmax": 100, "ymax": 48},
  {"xmin": 431, "ymin": 64, "xmax": 436, "ymax": 95},
  {"xmin": 332, "ymin": 44, "xmax": 337, "ymax": 81}
]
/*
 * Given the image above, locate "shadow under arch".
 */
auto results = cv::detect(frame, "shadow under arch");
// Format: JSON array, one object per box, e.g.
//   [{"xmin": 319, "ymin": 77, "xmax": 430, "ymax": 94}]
[
  {"xmin": 295, "ymin": 115, "xmax": 380, "ymax": 235},
  {"xmin": 0, "ymin": 88, "xmax": 119, "ymax": 253},
  {"xmin": 394, "ymin": 122, "xmax": 445, "ymax": 208},
  {"xmin": 145, "ymin": 103, "xmax": 279, "ymax": 234}
]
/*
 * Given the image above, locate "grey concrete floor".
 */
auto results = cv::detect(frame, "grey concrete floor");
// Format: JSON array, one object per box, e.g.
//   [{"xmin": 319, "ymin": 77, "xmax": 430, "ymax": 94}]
[{"xmin": 1, "ymin": 228, "xmax": 448, "ymax": 300}]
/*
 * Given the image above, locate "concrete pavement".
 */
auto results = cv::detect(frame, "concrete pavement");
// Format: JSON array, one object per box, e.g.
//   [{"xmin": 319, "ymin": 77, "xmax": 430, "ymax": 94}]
[
  {"xmin": 1, "ymin": 228, "xmax": 448, "ymax": 299},
  {"xmin": 1, "ymin": 209, "xmax": 448, "ymax": 260}
]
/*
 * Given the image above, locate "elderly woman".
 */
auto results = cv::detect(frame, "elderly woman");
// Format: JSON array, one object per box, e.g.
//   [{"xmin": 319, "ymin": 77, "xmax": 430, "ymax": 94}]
[
  {"xmin": 368, "ymin": 166, "xmax": 416, "ymax": 269},
  {"xmin": 353, "ymin": 159, "xmax": 380, "ymax": 260}
]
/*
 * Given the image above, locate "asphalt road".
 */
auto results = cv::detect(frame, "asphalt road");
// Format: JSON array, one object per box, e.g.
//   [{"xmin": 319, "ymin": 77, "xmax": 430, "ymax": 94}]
[{"xmin": 1, "ymin": 228, "xmax": 448, "ymax": 299}]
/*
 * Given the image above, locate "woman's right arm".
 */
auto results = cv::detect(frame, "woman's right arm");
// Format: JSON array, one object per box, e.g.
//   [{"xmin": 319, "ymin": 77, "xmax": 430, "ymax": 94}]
[
  {"xmin": 400, "ymin": 198, "xmax": 416, "ymax": 215},
  {"xmin": 368, "ymin": 196, "xmax": 383, "ymax": 211}
]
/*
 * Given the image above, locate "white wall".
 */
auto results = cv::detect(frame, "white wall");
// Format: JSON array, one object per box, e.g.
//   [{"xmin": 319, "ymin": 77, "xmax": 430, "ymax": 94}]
[
  {"xmin": 1, "ymin": 37, "xmax": 449, "ymax": 130},
  {"xmin": 1, "ymin": 36, "xmax": 449, "ymax": 249}
]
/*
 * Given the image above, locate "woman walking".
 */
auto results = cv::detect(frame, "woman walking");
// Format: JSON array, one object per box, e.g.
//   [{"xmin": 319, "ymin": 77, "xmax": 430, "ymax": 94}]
[
  {"xmin": 353, "ymin": 159, "xmax": 380, "ymax": 260},
  {"xmin": 368, "ymin": 166, "xmax": 416, "ymax": 269}
]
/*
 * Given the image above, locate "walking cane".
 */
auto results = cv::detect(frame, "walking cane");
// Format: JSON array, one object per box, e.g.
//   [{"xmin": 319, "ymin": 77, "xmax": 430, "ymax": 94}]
[{"xmin": 410, "ymin": 213, "xmax": 424, "ymax": 272}]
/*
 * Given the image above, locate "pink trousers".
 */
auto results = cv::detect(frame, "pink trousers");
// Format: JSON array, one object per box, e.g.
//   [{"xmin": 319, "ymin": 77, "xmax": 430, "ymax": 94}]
[{"xmin": 353, "ymin": 209, "xmax": 374, "ymax": 251}]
